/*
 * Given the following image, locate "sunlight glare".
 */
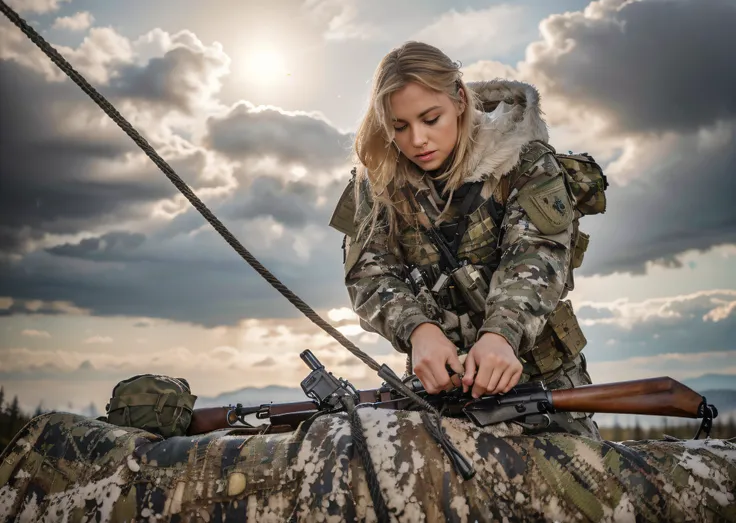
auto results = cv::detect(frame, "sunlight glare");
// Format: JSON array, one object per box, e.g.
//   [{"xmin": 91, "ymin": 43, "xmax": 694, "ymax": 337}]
[{"xmin": 242, "ymin": 47, "xmax": 289, "ymax": 85}]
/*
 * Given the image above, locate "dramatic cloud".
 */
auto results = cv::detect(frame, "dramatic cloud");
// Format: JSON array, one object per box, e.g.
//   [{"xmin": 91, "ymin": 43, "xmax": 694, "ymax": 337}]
[
  {"xmin": 576, "ymin": 124, "xmax": 736, "ymax": 276},
  {"xmin": 111, "ymin": 30, "xmax": 230, "ymax": 114},
  {"xmin": 204, "ymin": 102, "xmax": 352, "ymax": 172},
  {"xmin": 466, "ymin": 0, "xmax": 736, "ymax": 276},
  {"xmin": 577, "ymin": 290, "xmax": 736, "ymax": 362},
  {"xmin": 52, "ymin": 11, "xmax": 94, "ymax": 31},
  {"xmin": 524, "ymin": 0, "xmax": 736, "ymax": 135},
  {"xmin": 411, "ymin": 5, "xmax": 531, "ymax": 60}
]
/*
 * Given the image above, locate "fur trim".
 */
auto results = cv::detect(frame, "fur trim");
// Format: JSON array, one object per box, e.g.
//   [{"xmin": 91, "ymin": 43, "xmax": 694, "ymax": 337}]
[{"xmin": 464, "ymin": 80, "xmax": 549, "ymax": 183}]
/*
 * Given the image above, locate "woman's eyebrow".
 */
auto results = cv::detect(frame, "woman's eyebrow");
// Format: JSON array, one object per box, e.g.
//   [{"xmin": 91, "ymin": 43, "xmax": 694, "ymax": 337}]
[{"xmin": 393, "ymin": 105, "xmax": 442, "ymax": 122}]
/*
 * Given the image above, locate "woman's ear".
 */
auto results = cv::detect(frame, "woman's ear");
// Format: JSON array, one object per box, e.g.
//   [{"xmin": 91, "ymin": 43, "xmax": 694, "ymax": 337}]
[{"xmin": 457, "ymin": 85, "xmax": 467, "ymax": 115}]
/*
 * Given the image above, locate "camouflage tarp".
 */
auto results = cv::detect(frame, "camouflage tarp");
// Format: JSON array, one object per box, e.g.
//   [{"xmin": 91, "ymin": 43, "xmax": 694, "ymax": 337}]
[{"xmin": 1, "ymin": 409, "xmax": 734, "ymax": 522}]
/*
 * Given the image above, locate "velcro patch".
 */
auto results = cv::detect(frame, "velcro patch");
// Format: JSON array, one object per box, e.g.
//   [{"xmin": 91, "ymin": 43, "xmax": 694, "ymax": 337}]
[{"xmin": 517, "ymin": 174, "xmax": 574, "ymax": 235}]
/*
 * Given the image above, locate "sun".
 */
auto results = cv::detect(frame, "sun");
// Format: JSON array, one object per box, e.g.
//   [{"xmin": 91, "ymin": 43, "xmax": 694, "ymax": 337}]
[{"xmin": 242, "ymin": 48, "xmax": 289, "ymax": 85}]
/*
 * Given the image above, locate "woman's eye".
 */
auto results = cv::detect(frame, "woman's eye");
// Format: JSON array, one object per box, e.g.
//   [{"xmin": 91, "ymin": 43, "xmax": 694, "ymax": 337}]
[
  {"xmin": 394, "ymin": 124, "xmax": 407, "ymax": 132},
  {"xmin": 426, "ymin": 116, "xmax": 439, "ymax": 125}
]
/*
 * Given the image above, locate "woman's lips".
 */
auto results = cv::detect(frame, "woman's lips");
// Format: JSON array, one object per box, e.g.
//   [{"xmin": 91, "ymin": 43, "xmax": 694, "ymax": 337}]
[{"xmin": 416, "ymin": 151, "xmax": 436, "ymax": 162}]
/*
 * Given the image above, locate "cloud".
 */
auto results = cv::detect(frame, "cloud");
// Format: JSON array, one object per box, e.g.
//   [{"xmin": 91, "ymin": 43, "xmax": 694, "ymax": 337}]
[
  {"xmin": 0, "ymin": 298, "xmax": 89, "ymax": 317},
  {"xmin": 84, "ymin": 335, "xmax": 113, "ymax": 344},
  {"xmin": 110, "ymin": 30, "xmax": 231, "ymax": 114},
  {"xmin": 462, "ymin": 0, "xmax": 736, "ymax": 276},
  {"xmin": 5, "ymin": 0, "xmax": 70, "ymax": 14},
  {"xmin": 204, "ymin": 102, "xmax": 352, "ymax": 172},
  {"xmin": 577, "ymin": 290, "xmax": 736, "ymax": 329},
  {"xmin": 586, "ymin": 350, "xmax": 736, "ymax": 385},
  {"xmin": 411, "ymin": 5, "xmax": 531, "ymax": 60},
  {"xmin": 573, "ymin": 123, "xmax": 736, "ymax": 276},
  {"xmin": 47, "ymin": 232, "xmax": 146, "ymax": 260},
  {"xmin": 523, "ymin": 0, "xmax": 736, "ymax": 135},
  {"xmin": 0, "ymin": 58, "xmax": 181, "ymax": 256},
  {"xmin": 301, "ymin": 0, "xmax": 378, "ymax": 41},
  {"xmin": 0, "ymin": 314, "xmax": 400, "ymax": 392},
  {"xmin": 577, "ymin": 289, "xmax": 736, "ymax": 363},
  {"xmin": 21, "ymin": 329, "xmax": 51, "ymax": 338},
  {"xmin": 52, "ymin": 11, "xmax": 94, "ymax": 31},
  {"xmin": 253, "ymin": 357, "xmax": 277, "ymax": 367}
]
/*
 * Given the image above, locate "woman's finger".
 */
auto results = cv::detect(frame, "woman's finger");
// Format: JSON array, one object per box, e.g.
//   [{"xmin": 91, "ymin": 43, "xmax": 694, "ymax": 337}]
[
  {"xmin": 486, "ymin": 366, "xmax": 503, "ymax": 396},
  {"xmin": 493, "ymin": 368, "xmax": 515, "ymax": 395},
  {"xmin": 472, "ymin": 360, "xmax": 492, "ymax": 398}
]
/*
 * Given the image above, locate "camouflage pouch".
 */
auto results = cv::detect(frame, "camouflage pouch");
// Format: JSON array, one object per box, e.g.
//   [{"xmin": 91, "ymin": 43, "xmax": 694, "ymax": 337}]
[
  {"xmin": 105, "ymin": 374, "xmax": 197, "ymax": 438},
  {"xmin": 547, "ymin": 300, "xmax": 587, "ymax": 359},
  {"xmin": 555, "ymin": 153, "xmax": 609, "ymax": 216},
  {"xmin": 571, "ymin": 229, "xmax": 590, "ymax": 269}
]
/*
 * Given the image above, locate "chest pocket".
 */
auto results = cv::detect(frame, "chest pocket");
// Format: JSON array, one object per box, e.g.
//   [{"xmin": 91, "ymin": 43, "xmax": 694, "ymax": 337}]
[
  {"xmin": 456, "ymin": 203, "xmax": 502, "ymax": 266},
  {"xmin": 398, "ymin": 194, "xmax": 504, "ymax": 270}
]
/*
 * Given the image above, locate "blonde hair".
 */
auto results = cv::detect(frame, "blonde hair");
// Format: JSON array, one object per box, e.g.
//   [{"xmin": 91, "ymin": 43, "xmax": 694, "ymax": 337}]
[{"xmin": 353, "ymin": 41, "xmax": 481, "ymax": 246}]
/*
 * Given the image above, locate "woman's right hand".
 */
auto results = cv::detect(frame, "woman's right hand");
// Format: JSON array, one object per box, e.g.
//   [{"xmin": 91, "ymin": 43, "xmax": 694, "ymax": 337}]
[{"xmin": 409, "ymin": 323, "xmax": 465, "ymax": 394}]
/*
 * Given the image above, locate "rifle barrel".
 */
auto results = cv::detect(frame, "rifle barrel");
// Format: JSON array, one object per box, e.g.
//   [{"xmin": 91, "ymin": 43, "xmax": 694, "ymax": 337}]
[{"xmin": 550, "ymin": 377, "xmax": 705, "ymax": 418}]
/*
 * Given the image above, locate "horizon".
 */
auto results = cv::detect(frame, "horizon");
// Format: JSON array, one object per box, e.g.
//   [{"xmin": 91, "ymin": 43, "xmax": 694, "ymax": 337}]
[{"xmin": 1, "ymin": 0, "xmax": 735, "ymax": 416}]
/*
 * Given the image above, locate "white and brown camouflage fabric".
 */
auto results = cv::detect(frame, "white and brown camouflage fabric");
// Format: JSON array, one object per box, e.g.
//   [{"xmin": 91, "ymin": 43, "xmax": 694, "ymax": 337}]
[{"xmin": 0, "ymin": 411, "xmax": 734, "ymax": 522}]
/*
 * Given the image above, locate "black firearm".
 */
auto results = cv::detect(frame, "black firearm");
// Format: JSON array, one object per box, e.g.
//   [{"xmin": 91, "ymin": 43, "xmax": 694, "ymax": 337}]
[{"xmin": 189, "ymin": 350, "xmax": 719, "ymax": 439}]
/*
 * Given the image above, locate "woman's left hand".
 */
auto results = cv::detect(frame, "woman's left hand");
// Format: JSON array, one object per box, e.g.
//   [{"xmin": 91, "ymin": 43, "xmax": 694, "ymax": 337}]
[{"xmin": 462, "ymin": 333, "xmax": 523, "ymax": 398}]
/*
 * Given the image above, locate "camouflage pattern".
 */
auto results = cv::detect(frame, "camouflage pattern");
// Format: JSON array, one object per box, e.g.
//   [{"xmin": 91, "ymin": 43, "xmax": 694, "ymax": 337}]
[
  {"xmin": 1, "ymin": 410, "xmax": 734, "ymax": 522},
  {"xmin": 556, "ymin": 153, "xmax": 608, "ymax": 217}
]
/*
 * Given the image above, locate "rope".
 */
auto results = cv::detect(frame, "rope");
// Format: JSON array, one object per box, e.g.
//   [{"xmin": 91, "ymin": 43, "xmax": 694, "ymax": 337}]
[
  {"xmin": 346, "ymin": 399, "xmax": 393, "ymax": 523},
  {"xmin": 0, "ymin": 0, "xmax": 475, "ymax": 481},
  {"xmin": 0, "ymin": 0, "xmax": 380, "ymax": 373}
]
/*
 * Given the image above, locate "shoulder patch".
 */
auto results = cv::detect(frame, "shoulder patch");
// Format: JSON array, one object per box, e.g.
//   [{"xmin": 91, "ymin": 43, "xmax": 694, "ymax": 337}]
[
  {"xmin": 517, "ymin": 172, "xmax": 574, "ymax": 235},
  {"xmin": 328, "ymin": 178, "xmax": 356, "ymax": 236}
]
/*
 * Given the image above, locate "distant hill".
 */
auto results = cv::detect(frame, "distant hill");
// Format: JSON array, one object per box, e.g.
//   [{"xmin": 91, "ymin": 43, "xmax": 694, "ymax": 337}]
[
  {"xmin": 196, "ymin": 385, "xmax": 308, "ymax": 408},
  {"xmin": 683, "ymin": 374, "xmax": 736, "ymax": 391}
]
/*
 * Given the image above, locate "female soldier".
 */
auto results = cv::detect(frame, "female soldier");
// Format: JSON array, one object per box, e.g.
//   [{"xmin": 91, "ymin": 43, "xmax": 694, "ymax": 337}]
[{"xmin": 330, "ymin": 41, "xmax": 599, "ymax": 438}]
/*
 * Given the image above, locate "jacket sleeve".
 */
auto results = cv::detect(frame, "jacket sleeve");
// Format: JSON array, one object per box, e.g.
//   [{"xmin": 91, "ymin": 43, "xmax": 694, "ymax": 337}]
[
  {"xmin": 344, "ymin": 185, "xmax": 441, "ymax": 354},
  {"xmin": 477, "ymin": 151, "xmax": 574, "ymax": 356}
]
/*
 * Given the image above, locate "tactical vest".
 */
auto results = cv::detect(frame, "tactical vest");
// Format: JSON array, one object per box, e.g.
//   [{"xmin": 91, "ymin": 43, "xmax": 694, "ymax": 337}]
[{"xmin": 331, "ymin": 141, "xmax": 608, "ymax": 379}]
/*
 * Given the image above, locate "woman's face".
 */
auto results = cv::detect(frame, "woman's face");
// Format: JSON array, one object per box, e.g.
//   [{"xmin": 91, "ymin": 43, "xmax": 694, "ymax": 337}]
[{"xmin": 389, "ymin": 81, "xmax": 464, "ymax": 171}]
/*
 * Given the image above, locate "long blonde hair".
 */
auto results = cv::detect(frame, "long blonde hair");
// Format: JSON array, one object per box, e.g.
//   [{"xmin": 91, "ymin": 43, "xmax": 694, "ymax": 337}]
[{"xmin": 353, "ymin": 41, "xmax": 481, "ymax": 246}]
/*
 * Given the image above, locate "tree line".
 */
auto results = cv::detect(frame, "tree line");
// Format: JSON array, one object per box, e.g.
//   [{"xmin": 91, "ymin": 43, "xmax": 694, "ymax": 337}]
[{"xmin": 0, "ymin": 386, "xmax": 34, "ymax": 453}]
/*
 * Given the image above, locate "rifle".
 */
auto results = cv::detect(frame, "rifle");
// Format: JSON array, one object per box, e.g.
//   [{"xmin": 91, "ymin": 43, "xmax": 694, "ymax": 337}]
[{"xmin": 188, "ymin": 350, "xmax": 719, "ymax": 439}]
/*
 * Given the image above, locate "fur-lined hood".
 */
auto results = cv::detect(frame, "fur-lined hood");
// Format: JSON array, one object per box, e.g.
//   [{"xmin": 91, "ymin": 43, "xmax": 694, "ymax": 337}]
[{"xmin": 463, "ymin": 79, "xmax": 549, "ymax": 183}]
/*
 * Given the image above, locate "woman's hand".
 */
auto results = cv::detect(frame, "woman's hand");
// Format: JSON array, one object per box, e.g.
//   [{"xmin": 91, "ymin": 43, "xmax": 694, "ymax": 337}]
[
  {"xmin": 462, "ymin": 333, "xmax": 523, "ymax": 398},
  {"xmin": 409, "ymin": 323, "xmax": 464, "ymax": 394}
]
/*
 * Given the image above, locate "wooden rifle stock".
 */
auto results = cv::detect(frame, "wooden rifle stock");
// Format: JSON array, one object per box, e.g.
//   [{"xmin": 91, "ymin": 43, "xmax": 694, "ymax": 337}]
[
  {"xmin": 551, "ymin": 377, "xmax": 706, "ymax": 418},
  {"xmin": 187, "ymin": 407, "xmax": 236, "ymax": 436},
  {"xmin": 187, "ymin": 400, "xmax": 319, "ymax": 436}
]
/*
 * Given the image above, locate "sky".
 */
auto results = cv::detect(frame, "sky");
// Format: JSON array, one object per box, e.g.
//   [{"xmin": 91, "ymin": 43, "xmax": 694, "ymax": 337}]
[{"xmin": 0, "ymin": 0, "xmax": 734, "ymax": 416}]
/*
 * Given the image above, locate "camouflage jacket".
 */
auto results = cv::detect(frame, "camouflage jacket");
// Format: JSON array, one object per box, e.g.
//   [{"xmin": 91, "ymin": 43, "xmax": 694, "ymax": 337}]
[{"xmin": 334, "ymin": 80, "xmax": 588, "ymax": 380}]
